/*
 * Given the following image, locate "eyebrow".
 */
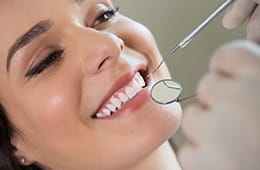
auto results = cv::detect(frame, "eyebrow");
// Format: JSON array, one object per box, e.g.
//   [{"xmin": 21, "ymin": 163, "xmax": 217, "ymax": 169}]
[{"xmin": 6, "ymin": 20, "xmax": 54, "ymax": 72}]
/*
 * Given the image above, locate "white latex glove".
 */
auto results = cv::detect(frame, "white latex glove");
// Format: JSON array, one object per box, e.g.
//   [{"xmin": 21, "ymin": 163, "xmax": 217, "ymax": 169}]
[
  {"xmin": 178, "ymin": 40, "xmax": 260, "ymax": 170},
  {"xmin": 223, "ymin": 0, "xmax": 260, "ymax": 43}
]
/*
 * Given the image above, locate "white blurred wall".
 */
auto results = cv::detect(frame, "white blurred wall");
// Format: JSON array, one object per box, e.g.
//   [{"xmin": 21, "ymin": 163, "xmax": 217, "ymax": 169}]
[{"xmin": 112, "ymin": 0, "xmax": 245, "ymax": 145}]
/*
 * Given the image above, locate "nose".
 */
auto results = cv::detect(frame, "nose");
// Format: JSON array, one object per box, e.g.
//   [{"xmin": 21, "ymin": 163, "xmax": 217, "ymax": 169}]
[{"xmin": 78, "ymin": 30, "xmax": 124, "ymax": 75}]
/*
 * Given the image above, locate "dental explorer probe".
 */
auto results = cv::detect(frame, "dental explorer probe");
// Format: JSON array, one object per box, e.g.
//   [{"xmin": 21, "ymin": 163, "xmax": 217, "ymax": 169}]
[{"xmin": 147, "ymin": 0, "xmax": 234, "ymax": 77}]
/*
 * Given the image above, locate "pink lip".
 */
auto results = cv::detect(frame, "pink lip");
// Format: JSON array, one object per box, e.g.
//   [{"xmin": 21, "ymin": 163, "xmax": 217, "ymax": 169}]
[
  {"xmin": 101, "ymin": 86, "xmax": 150, "ymax": 120},
  {"xmin": 92, "ymin": 65, "xmax": 148, "ymax": 118}
]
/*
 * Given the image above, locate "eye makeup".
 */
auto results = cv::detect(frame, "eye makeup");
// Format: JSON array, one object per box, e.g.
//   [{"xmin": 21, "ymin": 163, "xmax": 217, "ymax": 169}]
[
  {"xmin": 92, "ymin": 6, "xmax": 119, "ymax": 27},
  {"xmin": 21, "ymin": 3, "xmax": 118, "ymax": 79},
  {"xmin": 25, "ymin": 49, "xmax": 64, "ymax": 77}
]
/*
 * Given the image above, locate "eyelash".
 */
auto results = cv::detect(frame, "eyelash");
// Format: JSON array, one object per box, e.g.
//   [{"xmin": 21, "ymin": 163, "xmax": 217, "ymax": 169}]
[
  {"xmin": 92, "ymin": 7, "xmax": 119, "ymax": 27},
  {"xmin": 24, "ymin": 7, "xmax": 118, "ymax": 78},
  {"xmin": 25, "ymin": 49, "xmax": 64, "ymax": 77}
]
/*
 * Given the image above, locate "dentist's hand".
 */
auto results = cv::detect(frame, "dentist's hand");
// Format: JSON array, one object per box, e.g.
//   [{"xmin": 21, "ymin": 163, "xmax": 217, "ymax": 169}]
[
  {"xmin": 178, "ymin": 40, "xmax": 260, "ymax": 170},
  {"xmin": 223, "ymin": 0, "xmax": 260, "ymax": 43}
]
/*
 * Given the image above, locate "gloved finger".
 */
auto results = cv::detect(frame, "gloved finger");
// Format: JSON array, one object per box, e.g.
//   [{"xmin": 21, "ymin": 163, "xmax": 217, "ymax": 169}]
[
  {"xmin": 223, "ymin": 0, "xmax": 256, "ymax": 29},
  {"xmin": 247, "ymin": 5, "xmax": 260, "ymax": 43},
  {"xmin": 182, "ymin": 104, "xmax": 217, "ymax": 144},
  {"xmin": 178, "ymin": 143, "xmax": 201, "ymax": 170},
  {"xmin": 196, "ymin": 73, "xmax": 232, "ymax": 107},
  {"xmin": 210, "ymin": 40, "xmax": 260, "ymax": 78},
  {"xmin": 179, "ymin": 143, "xmax": 236, "ymax": 170}
]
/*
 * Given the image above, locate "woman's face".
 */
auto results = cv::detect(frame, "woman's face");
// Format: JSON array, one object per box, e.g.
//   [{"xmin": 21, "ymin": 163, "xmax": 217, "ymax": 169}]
[{"xmin": 0, "ymin": 0, "xmax": 181, "ymax": 169}]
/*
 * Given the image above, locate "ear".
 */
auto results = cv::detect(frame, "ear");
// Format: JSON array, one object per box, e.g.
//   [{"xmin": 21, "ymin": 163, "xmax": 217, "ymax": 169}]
[{"xmin": 11, "ymin": 135, "xmax": 34, "ymax": 166}]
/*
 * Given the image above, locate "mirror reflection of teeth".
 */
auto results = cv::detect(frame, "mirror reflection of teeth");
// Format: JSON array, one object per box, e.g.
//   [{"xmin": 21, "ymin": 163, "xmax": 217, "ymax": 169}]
[{"xmin": 95, "ymin": 72, "xmax": 146, "ymax": 118}]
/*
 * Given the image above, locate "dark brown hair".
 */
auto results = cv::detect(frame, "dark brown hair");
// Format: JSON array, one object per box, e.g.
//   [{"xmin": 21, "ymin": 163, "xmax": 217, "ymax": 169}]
[{"xmin": 0, "ymin": 104, "xmax": 43, "ymax": 170}]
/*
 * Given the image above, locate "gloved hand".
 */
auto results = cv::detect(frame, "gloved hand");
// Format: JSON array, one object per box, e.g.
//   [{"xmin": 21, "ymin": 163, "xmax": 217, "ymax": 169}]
[
  {"xmin": 178, "ymin": 40, "xmax": 260, "ymax": 170},
  {"xmin": 223, "ymin": 0, "xmax": 260, "ymax": 43}
]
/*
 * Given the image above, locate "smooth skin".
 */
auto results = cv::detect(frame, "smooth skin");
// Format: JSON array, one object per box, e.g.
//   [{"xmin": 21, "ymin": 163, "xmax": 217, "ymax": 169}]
[
  {"xmin": 179, "ymin": 0, "xmax": 260, "ymax": 169},
  {"xmin": 0, "ymin": 0, "xmax": 181, "ymax": 170}
]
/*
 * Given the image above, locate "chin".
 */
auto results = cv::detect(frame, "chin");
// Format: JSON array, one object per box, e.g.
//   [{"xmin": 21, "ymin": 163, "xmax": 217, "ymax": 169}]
[
  {"xmin": 118, "ymin": 101, "xmax": 182, "ymax": 168},
  {"xmin": 146, "ymin": 101, "xmax": 182, "ymax": 143}
]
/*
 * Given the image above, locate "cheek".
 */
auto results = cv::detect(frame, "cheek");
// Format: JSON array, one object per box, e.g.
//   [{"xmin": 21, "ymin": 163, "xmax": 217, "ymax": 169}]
[{"xmin": 19, "ymin": 76, "xmax": 84, "ymax": 145}]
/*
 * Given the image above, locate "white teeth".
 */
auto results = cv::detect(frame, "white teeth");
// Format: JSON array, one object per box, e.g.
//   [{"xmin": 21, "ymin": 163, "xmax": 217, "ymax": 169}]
[
  {"xmin": 107, "ymin": 104, "xmax": 116, "ymax": 112},
  {"xmin": 136, "ymin": 73, "xmax": 146, "ymax": 87},
  {"xmin": 133, "ymin": 80, "xmax": 142, "ymax": 93},
  {"xmin": 102, "ymin": 109, "xmax": 111, "ymax": 116},
  {"xmin": 118, "ymin": 93, "xmax": 128, "ymax": 103},
  {"xmin": 125, "ymin": 86, "xmax": 136, "ymax": 99},
  {"xmin": 96, "ymin": 112, "xmax": 108, "ymax": 118},
  {"xmin": 95, "ymin": 72, "xmax": 146, "ymax": 119},
  {"xmin": 111, "ymin": 97, "xmax": 122, "ymax": 108}
]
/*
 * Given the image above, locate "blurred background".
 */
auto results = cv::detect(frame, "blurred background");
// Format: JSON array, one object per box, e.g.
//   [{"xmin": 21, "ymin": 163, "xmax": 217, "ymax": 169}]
[{"xmin": 112, "ymin": 0, "xmax": 245, "ymax": 146}]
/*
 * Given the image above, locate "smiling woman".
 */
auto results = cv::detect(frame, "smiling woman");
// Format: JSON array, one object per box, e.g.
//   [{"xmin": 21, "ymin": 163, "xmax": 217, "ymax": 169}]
[{"xmin": 0, "ymin": 0, "xmax": 182, "ymax": 170}]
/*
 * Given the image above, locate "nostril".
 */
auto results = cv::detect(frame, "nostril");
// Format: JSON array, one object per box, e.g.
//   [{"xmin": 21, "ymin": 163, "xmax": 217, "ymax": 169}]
[
  {"xmin": 120, "ymin": 44, "xmax": 124, "ymax": 51},
  {"xmin": 118, "ymin": 38, "xmax": 125, "ymax": 51},
  {"xmin": 98, "ymin": 56, "xmax": 113, "ymax": 71}
]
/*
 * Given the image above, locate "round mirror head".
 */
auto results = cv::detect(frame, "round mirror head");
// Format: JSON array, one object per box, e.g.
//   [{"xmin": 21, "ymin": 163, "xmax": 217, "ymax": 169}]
[{"xmin": 150, "ymin": 79, "xmax": 183, "ymax": 105}]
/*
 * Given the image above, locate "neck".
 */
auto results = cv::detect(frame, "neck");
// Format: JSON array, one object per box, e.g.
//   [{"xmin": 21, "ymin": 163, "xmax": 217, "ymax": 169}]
[{"xmin": 129, "ymin": 141, "xmax": 181, "ymax": 170}]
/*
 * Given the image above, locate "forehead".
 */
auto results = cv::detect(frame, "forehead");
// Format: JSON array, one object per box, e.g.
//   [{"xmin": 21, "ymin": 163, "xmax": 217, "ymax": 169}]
[{"xmin": 0, "ymin": 0, "xmax": 81, "ymax": 43}]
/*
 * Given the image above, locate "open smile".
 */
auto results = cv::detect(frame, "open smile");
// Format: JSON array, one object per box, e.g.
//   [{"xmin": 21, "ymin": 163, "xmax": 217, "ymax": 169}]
[{"xmin": 92, "ymin": 71, "xmax": 149, "ymax": 119}]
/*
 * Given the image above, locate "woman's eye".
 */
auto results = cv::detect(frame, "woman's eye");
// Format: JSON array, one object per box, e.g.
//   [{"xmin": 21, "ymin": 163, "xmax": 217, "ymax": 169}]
[
  {"xmin": 25, "ymin": 49, "xmax": 64, "ymax": 77},
  {"xmin": 92, "ymin": 7, "xmax": 119, "ymax": 27}
]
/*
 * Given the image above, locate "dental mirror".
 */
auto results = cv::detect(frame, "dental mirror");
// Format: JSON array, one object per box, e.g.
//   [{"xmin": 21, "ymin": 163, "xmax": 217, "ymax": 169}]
[
  {"xmin": 149, "ymin": 0, "xmax": 233, "ymax": 105},
  {"xmin": 150, "ymin": 79, "xmax": 182, "ymax": 105}
]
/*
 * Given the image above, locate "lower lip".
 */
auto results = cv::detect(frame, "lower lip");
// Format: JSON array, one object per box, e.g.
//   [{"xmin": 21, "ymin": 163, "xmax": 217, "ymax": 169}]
[{"xmin": 96, "ymin": 87, "xmax": 150, "ymax": 120}]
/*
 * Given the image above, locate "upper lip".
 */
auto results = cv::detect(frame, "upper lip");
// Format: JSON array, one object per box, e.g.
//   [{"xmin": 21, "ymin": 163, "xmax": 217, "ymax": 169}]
[{"xmin": 92, "ymin": 65, "xmax": 148, "ymax": 117}]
